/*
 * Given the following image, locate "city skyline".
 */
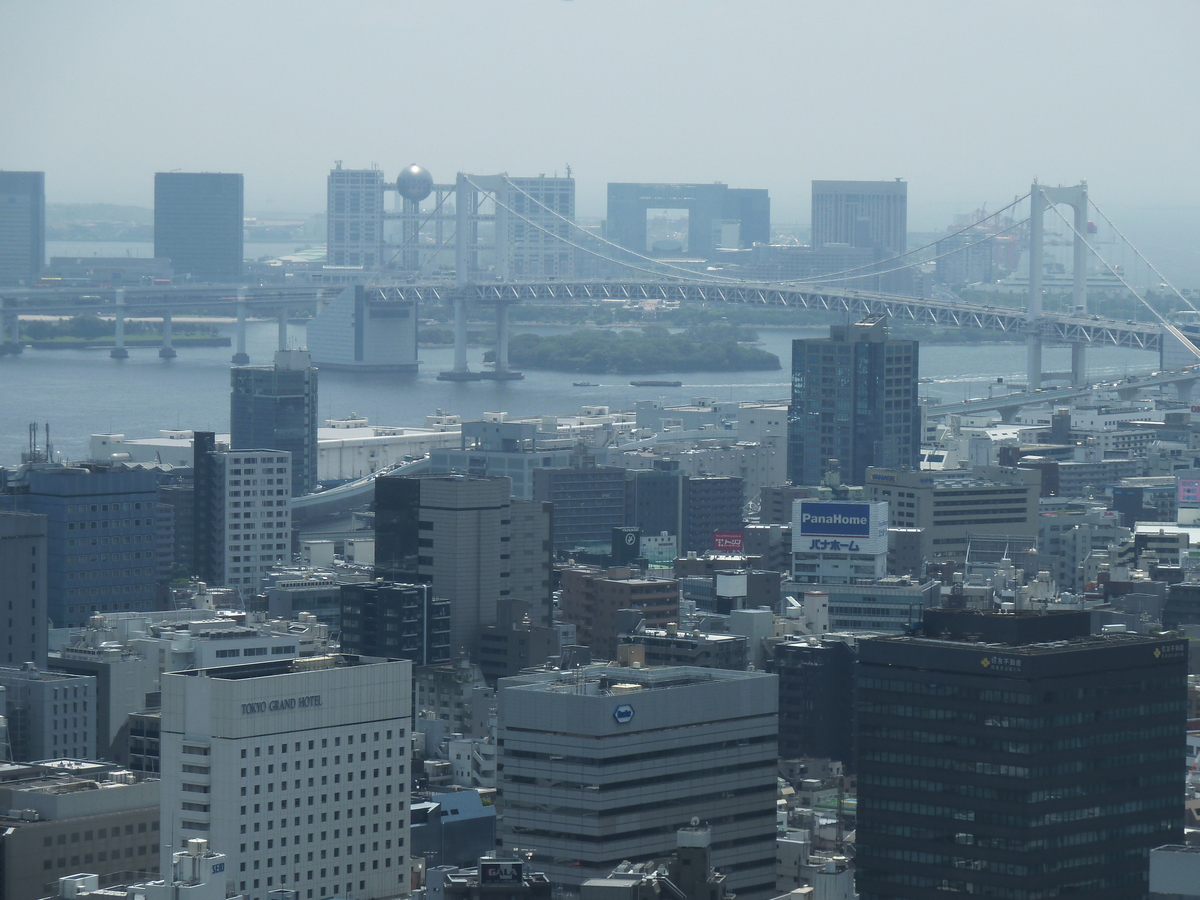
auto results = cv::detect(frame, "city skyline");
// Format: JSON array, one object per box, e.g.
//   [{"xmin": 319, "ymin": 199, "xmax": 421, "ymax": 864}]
[{"xmin": 2, "ymin": 2, "xmax": 1198, "ymax": 233}]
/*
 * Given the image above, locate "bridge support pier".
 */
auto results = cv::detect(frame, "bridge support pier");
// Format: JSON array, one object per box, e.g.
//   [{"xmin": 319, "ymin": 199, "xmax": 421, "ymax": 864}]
[
  {"xmin": 1178, "ymin": 378, "xmax": 1197, "ymax": 404},
  {"xmin": 278, "ymin": 307, "xmax": 288, "ymax": 351},
  {"xmin": 159, "ymin": 311, "xmax": 176, "ymax": 358},
  {"xmin": 1026, "ymin": 334, "xmax": 1042, "ymax": 391},
  {"xmin": 1, "ymin": 305, "xmax": 21, "ymax": 355},
  {"xmin": 232, "ymin": 290, "xmax": 249, "ymax": 364},
  {"xmin": 998, "ymin": 406, "xmax": 1021, "ymax": 424},
  {"xmin": 438, "ymin": 292, "xmax": 481, "ymax": 381},
  {"xmin": 110, "ymin": 289, "xmax": 128, "ymax": 359},
  {"xmin": 439, "ymin": 175, "xmax": 483, "ymax": 382},
  {"xmin": 1071, "ymin": 343, "xmax": 1087, "ymax": 387},
  {"xmin": 480, "ymin": 300, "xmax": 523, "ymax": 380}
]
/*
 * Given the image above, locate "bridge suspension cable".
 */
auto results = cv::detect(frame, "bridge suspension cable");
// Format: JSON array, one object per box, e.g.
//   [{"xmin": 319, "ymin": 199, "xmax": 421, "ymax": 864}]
[
  {"xmin": 488, "ymin": 176, "xmax": 754, "ymax": 283},
  {"xmin": 1046, "ymin": 202, "xmax": 1200, "ymax": 361},
  {"xmin": 787, "ymin": 193, "xmax": 1032, "ymax": 285},
  {"xmin": 1087, "ymin": 197, "xmax": 1200, "ymax": 317}
]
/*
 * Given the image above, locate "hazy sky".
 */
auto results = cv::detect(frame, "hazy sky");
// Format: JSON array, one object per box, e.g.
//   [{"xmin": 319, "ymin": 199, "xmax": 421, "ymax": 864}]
[{"xmin": 3, "ymin": 1, "xmax": 1198, "ymax": 233}]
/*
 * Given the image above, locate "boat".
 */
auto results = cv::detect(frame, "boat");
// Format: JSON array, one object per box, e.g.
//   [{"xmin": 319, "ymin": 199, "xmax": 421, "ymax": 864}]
[
  {"xmin": 630, "ymin": 380, "xmax": 683, "ymax": 387},
  {"xmin": 572, "ymin": 381, "xmax": 598, "ymax": 387}
]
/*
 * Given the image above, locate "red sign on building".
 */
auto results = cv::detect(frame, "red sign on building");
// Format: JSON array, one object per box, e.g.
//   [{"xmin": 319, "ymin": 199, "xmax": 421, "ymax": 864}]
[{"xmin": 713, "ymin": 531, "xmax": 744, "ymax": 552}]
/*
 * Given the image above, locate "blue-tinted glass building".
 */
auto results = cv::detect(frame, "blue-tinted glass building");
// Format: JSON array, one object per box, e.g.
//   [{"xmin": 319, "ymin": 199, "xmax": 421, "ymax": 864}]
[{"xmin": 154, "ymin": 172, "xmax": 243, "ymax": 281}]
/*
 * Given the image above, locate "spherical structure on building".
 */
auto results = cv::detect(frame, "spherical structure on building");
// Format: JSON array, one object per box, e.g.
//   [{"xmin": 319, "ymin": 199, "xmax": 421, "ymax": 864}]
[{"xmin": 396, "ymin": 164, "xmax": 434, "ymax": 202}]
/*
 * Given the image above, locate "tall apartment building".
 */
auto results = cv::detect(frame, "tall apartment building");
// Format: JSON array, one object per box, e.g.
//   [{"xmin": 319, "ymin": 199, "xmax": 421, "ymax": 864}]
[
  {"xmin": 339, "ymin": 581, "xmax": 451, "ymax": 665},
  {"xmin": 231, "ymin": 349, "xmax": 319, "ymax": 497},
  {"xmin": 159, "ymin": 655, "xmax": 412, "ymax": 900},
  {"xmin": 20, "ymin": 466, "xmax": 159, "ymax": 628},
  {"xmin": 864, "ymin": 465, "xmax": 1041, "ymax": 565},
  {"xmin": 855, "ymin": 609, "xmax": 1187, "ymax": 900},
  {"xmin": 0, "ymin": 170, "xmax": 45, "ymax": 284},
  {"xmin": 498, "ymin": 665, "xmax": 779, "ymax": 900},
  {"xmin": 0, "ymin": 665, "xmax": 96, "ymax": 761},
  {"xmin": 559, "ymin": 566, "xmax": 679, "ymax": 661},
  {"xmin": 154, "ymin": 172, "xmax": 244, "ymax": 282},
  {"xmin": 375, "ymin": 474, "xmax": 513, "ymax": 655},
  {"xmin": 193, "ymin": 432, "xmax": 292, "ymax": 594},
  {"xmin": 788, "ymin": 316, "xmax": 919, "ymax": 486},
  {"xmin": 326, "ymin": 165, "xmax": 384, "ymax": 268},
  {"xmin": 811, "ymin": 179, "xmax": 907, "ymax": 257},
  {"xmin": 0, "ymin": 511, "xmax": 48, "ymax": 667}
]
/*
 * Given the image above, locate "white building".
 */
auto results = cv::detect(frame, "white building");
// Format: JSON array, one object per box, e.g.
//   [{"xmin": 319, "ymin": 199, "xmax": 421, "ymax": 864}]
[
  {"xmin": 791, "ymin": 500, "xmax": 889, "ymax": 584},
  {"xmin": 327, "ymin": 165, "xmax": 384, "ymax": 268},
  {"xmin": 160, "ymin": 655, "xmax": 412, "ymax": 900}
]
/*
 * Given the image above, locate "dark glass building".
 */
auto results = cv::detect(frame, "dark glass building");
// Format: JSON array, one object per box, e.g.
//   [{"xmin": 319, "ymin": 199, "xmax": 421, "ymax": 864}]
[
  {"xmin": 0, "ymin": 170, "xmax": 45, "ymax": 285},
  {"xmin": 230, "ymin": 349, "xmax": 318, "ymax": 496},
  {"xmin": 532, "ymin": 463, "xmax": 627, "ymax": 553},
  {"xmin": 626, "ymin": 464, "xmax": 745, "ymax": 553},
  {"xmin": 339, "ymin": 581, "xmax": 451, "ymax": 665},
  {"xmin": 154, "ymin": 172, "xmax": 243, "ymax": 281},
  {"xmin": 787, "ymin": 316, "xmax": 918, "ymax": 486},
  {"xmin": 855, "ymin": 609, "xmax": 1187, "ymax": 900},
  {"xmin": 771, "ymin": 637, "xmax": 857, "ymax": 767}
]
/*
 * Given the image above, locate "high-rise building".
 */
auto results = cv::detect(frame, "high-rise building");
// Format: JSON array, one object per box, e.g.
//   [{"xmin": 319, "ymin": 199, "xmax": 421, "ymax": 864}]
[
  {"xmin": 864, "ymin": 465, "xmax": 1041, "ymax": 566},
  {"xmin": 326, "ymin": 164, "xmax": 384, "ymax": 268},
  {"xmin": 0, "ymin": 170, "xmax": 45, "ymax": 284},
  {"xmin": 154, "ymin": 172, "xmax": 244, "ymax": 282},
  {"xmin": 532, "ymin": 463, "xmax": 627, "ymax": 553},
  {"xmin": 855, "ymin": 609, "xmax": 1187, "ymax": 900},
  {"xmin": 0, "ymin": 665, "xmax": 96, "ymax": 761},
  {"xmin": 0, "ymin": 511, "xmax": 48, "ymax": 667},
  {"xmin": 231, "ymin": 349, "xmax": 319, "ymax": 496},
  {"xmin": 159, "ymin": 655, "xmax": 412, "ymax": 900},
  {"xmin": 787, "ymin": 316, "xmax": 919, "ymax": 486},
  {"xmin": 498, "ymin": 665, "xmax": 779, "ymax": 900},
  {"xmin": 498, "ymin": 175, "xmax": 576, "ymax": 278},
  {"xmin": 607, "ymin": 182, "xmax": 770, "ymax": 257},
  {"xmin": 339, "ymin": 581, "xmax": 451, "ymax": 665},
  {"xmin": 374, "ymin": 473, "xmax": 513, "ymax": 655},
  {"xmin": 19, "ymin": 466, "xmax": 159, "ymax": 628},
  {"xmin": 811, "ymin": 179, "xmax": 907, "ymax": 257},
  {"xmin": 192, "ymin": 433, "xmax": 292, "ymax": 594},
  {"xmin": 626, "ymin": 466, "xmax": 745, "ymax": 553},
  {"xmin": 771, "ymin": 636, "xmax": 856, "ymax": 766}
]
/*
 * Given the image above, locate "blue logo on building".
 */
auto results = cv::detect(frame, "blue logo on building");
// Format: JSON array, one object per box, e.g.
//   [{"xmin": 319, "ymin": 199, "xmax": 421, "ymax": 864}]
[
  {"xmin": 212, "ymin": 862, "xmax": 225, "ymax": 873},
  {"xmin": 798, "ymin": 501, "xmax": 871, "ymax": 537},
  {"xmin": 613, "ymin": 703, "xmax": 635, "ymax": 724}
]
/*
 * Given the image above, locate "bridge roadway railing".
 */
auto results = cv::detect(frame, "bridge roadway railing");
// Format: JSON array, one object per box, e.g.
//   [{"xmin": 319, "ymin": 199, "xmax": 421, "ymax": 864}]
[{"xmin": 2, "ymin": 279, "xmax": 1164, "ymax": 351}]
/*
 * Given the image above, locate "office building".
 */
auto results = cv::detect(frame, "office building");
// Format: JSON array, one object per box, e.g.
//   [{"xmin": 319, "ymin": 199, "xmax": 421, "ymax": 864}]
[
  {"xmin": 1149, "ymin": 845, "xmax": 1200, "ymax": 900},
  {"xmin": 499, "ymin": 175, "xmax": 576, "ymax": 278},
  {"xmin": 864, "ymin": 465, "xmax": 1041, "ymax": 565},
  {"xmin": 193, "ymin": 433, "xmax": 292, "ymax": 594},
  {"xmin": 507, "ymin": 499, "xmax": 554, "ymax": 626},
  {"xmin": 559, "ymin": 566, "xmax": 679, "ymax": 661},
  {"xmin": 1, "ymin": 511, "xmax": 48, "ymax": 667},
  {"xmin": 619, "ymin": 627, "xmax": 748, "ymax": 670},
  {"xmin": 307, "ymin": 283, "xmax": 419, "ymax": 372},
  {"xmin": 231, "ymin": 350, "xmax": 319, "ymax": 497},
  {"xmin": 0, "ymin": 170, "xmax": 45, "ymax": 284},
  {"xmin": 771, "ymin": 637, "xmax": 857, "ymax": 766},
  {"xmin": 498, "ymin": 665, "xmax": 778, "ymax": 899},
  {"xmin": 790, "ymin": 498, "xmax": 890, "ymax": 583},
  {"xmin": 326, "ymin": 164, "xmax": 385, "ymax": 269},
  {"xmin": 811, "ymin": 180, "xmax": 907, "ymax": 258},
  {"xmin": 339, "ymin": 581, "xmax": 451, "ymax": 665},
  {"xmin": 477, "ymin": 599, "xmax": 564, "ymax": 682},
  {"xmin": 626, "ymin": 466, "xmax": 744, "ymax": 554},
  {"xmin": 532, "ymin": 463, "xmax": 627, "ymax": 553},
  {"xmin": 375, "ymin": 474, "xmax": 513, "ymax": 655},
  {"xmin": 788, "ymin": 316, "xmax": 919, "ymax": 486},
  {"xmin": 0, "ymin": 767, "xmax": 160, "ymax": 898},
  {"xmin": 0, "ymin": 665, "xmax": 96, "ymax": 761},
  {"xmin": 153, "ymin": 172, "xmax": 244, "ymax": 282},
  {"xmin": 855, "ymin": 609, "xmax": 1187, "ymax": 900},
  {"xmin": 159, "ymin": 654, "xmax": 412, "ymax": 900},
  {"xmin": 19, "ymin": 466, "xmax": 159, "ymax": 628},
  {"xmin": 607, "ymin": 182, "xmax": 769, "ymax": 257},
  {"xmin": 430, "ymin": 420, "xmax": 576, "ymax": 501}
]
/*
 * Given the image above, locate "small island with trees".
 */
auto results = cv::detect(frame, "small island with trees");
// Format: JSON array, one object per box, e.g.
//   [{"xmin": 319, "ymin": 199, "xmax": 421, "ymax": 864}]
[
  {"xmin": 19, "ymin": 315, "xmax": 229, "ymax": 349},
  {"xmin": 483, "ymin": 325, "xmax": 780, "ymax": 374}
]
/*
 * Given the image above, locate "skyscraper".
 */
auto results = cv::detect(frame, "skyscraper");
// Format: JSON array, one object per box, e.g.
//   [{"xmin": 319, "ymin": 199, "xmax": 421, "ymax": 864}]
[
  {"xmin": 811, "ymin": 179, "xmax": 907, "ymax": 257},
  {"xmin": 326, "ymin": 164, "xmax": 384, "ymax": 268},
  {"xmin": 154, "ymin": 172, "xmax": 244, "ymax": 281},
  {"xmin": 0, "ymin": 511, "xmax": 48, "ymax": 667},
  {"xmin": 787, "ymin": 315, "xmax": 919, "ymax": 486},
  {"xmin": 855, "ymin": 609, "xmax": 1187, "ymax": 900},
  {"xmin": 231, "ymin": 349, "xmax": 319, "ymax": 496},
  {"xmin": 374, "ymin": 474, "xmax": 513, "ymax": 655},
  {"xmin": 0, "ymin": 170, "xmax": 45, "ymax": 284}
]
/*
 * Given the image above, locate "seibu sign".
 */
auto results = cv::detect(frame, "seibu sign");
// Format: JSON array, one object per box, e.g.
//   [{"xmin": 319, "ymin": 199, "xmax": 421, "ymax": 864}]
[
  {"xmin": 241, "ymin": 695, "xmax": 323, "ymax": 715},
  {"xmin": 713, "ymin": 531, "xmax": 744, "ymax": 552}
]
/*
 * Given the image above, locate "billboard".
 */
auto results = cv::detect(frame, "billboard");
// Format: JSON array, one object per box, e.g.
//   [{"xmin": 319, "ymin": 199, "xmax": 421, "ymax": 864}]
[
  {"xmin": 480, "ymin": 861, "xmax": 523, "ymax": 885},
  {"xmin": 1179, "ymin": 478, "xmax": 1200, "ymax": 505},
  {"xmin": 794, "ymin": 500, "xmax": 888, "ymax": 555},
  {"xmin": 713, "ymin": 530, "xmax": 744, "ymax": 552}
]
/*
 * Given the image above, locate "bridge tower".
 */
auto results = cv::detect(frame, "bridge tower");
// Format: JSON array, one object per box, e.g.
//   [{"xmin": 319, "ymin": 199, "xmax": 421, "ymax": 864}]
[{"xmin": 1027, "ymin": 181, "xmax": 1088, "ymax": 389}]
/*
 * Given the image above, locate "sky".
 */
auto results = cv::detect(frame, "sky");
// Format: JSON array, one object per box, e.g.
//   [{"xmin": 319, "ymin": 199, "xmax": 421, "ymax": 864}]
[{"xmin": 3, "ymin": 1, "xmax": 1198, "ymax": 260}]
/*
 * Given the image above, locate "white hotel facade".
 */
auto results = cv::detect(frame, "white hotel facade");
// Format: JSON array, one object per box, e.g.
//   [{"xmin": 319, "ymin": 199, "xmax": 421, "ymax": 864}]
[{"xmin": 160, "ymin": 655, "xmax": 412, "ymax": 900}]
